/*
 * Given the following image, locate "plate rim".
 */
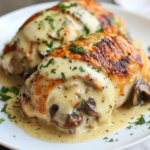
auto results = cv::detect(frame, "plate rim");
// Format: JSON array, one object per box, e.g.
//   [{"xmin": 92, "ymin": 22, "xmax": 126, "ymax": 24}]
[{"xmin": 0, "ymin": 1, "xmax": 150, "ymax": 150}]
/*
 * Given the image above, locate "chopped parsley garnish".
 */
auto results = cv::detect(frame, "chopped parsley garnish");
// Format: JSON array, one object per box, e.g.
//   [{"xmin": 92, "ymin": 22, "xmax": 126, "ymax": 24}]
[
  {"xmin": 1, "ymin": 104, "xmax": 7, "ymax": 114},
  {"xmin": 148, "ymin": 126, "xmax": 150, "ymax": 129},
  {"xmin": 130, "ymin": 133, "xmax": 133, "ymax": 135},
  {"xmin": 1, "ymin": 104, "xmax": 16, "ymax": 119},
  {"xmin": 78, "ymin": 35, "xmax": 90, "ymax": 39},
  {"xmin": 8, "ymin": 114, "xmax": 16, "ymax": 119},
  {"xmin": 82, "ymin": 25, "xmax": 89, "ymax": 34},
  {"xmin": 97, "ymin": 70, "xmax": 100, "ymax": 73},
  {"xmin": 46, "ymin": 50, "xmax": 51, "ymax": 54},
  {"xmin": 58, "ymin": 87, "xmax": 60, "ymax": 89},
  {"xmin": 100, "ymin": 66, "xmax": 102, "ymax": 70},
  {"xmin": 0, "ymin": 92, "xmax": 12, "ymax": 102},
  {"xmin": 127, "ymin": 125, "xmax": 132, "ymax": 129},
  {"xmin": 148, "ymin": 108, "xmax": 150, "ymax": 111},
  {"xmin": 116, "ymin": 139, "xmax": 118, "ymax": 141},
  {"xmin": 62, "ymin": 19, "xmax": 69, "ymax": 25},
  {"xmin": 40, "ymin": 59, "xmax": 52, "ymax": 69},
  {"xmin": 92, "ymin": 66, "xmax": 97, "ymax": 69},
  {"xmin": 58, "ymin": 2, "xmax": 79, "ymax": 9},
  {"xmin": 72, "ymin": 66, "xmax": 77, "ymax": 71},
  {"xmin": 35, "ymin": 128, "xmax": 41, "ymax": 130},
  {"xmin": 46, "ymin": 15, "xmax": 54, "ymax": 21},
  {"xmin": 132, "ymin": 115, "xmax": 145, "ymax": 126},
  {"xmin": 9, "ymin": 87, "xmax": 19, "ymax": 95},
  {"xmin": 109, "ymin": 138, "xmax": 114, "ymax": 142},
  {"xmin": 43, "ymin": 40, "xmax": 55, "ymax": 52},
  {"xmin": 103, "ymin": 137, "xmax": 108, "ymax": 140},
  {"xmin": 46, "ymin": 16, "xmax": 54, "ymax": 29},
  {"xmin": 42, "ymin": 22, "xmax": 45, "ymax": 29},
  {"xmin": 97, "ymin": 35, "xmax": 102, "ymax": 39},
  {"xmin": 61, "ymin": 72, "xmax": 66, "ymax": 82},
  {"xmin": 73, "ymin": 12, "xmax": 81, "ymax": 17},
  {"xmin": 0, "ymin": 55, "xmax": 4, "ymax": 59},
  {"xmin": 110, "ymin": 17, "xmax": 120, "ymax": 27},
  {"xmin": 99, "ymin": 28, "xmax": 104, "ymax": 32},
  {"xmin": 1, "ymin": 87, "xmax": 9, "ymax": 93},
  {"xmin": 0, "ymin": 86, "xmax": 19, "ymax": 101},
  {"xmin": 13, "ymin": 105, "xmax": 20, "ymax": 108},
  {"xmin": 79, "ymin": 66, "xmax": 85, "ymax": 72},
  {"xmin": 70, "ymin": 76, "xmax": 76, "ymax": 79},
  {"xmin": 51, "ymin": 69, "xmax": 57, "ymax": 74},
  {"xmin": 57, "ymin": 28, "xmax": 63, "ymax": 37},
  {"xmin": 53, "ymin": 37, "xmax": 59, "ymax": 41},
  {"xmin": 91, "ymin": 12, "xmax": 94, "ymax": 15},
  {"xmin": 34, "ymin": 21, "xmax": 38, "ymax": 23},
  {"xmin": 69, "ymin": 44, "xmax": 87, "ymax": 54},
  {"xmin": 0, "ymin": 118, "xmax": 5, "ymax": 124},
  {"xmin": 61, "ymin": 36, "xmax": 64, "ymax": 44},
  {"xmin": 148, "ymin": 47, "xmax": 150, "ymax": 52}
]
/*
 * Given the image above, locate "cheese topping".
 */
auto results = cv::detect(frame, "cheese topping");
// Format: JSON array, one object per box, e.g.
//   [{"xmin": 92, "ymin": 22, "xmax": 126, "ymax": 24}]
[{"xmin": 25, "ymin": 57, "xmax": 119, "ymax": 133}]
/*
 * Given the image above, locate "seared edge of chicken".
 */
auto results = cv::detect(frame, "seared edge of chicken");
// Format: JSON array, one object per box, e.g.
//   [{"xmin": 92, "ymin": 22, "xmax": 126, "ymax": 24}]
[
  {"xmin": 19, "ymin": 32, "xmax": 150, "ymax": 133},
  {"xmin": 0, "ymin": 0, "xmax": 129, "ymax": 78}
]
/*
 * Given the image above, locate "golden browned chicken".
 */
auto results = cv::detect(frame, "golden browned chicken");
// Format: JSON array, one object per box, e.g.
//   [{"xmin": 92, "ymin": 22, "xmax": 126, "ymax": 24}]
[
  {"xmin": 19, "ymin": 32, "xmax": 150, "ymax": 134},
  {"xmin": 0, "ymin": 0, "xmax": 129, "ymax": 78}
]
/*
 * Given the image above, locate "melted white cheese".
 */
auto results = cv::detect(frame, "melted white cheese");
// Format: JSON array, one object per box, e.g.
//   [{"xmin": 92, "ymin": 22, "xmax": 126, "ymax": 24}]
[
  {"xmin": 4, "ymin": 2, "xmax": 100, "ymax": 75},
  {"xmin": 36, "ymin": 57, "xmax": 119, "ymax": 133}
]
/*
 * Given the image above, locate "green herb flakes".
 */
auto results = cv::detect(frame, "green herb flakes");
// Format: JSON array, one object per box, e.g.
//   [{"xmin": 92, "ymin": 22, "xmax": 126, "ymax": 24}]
[
  {"xmin": 0, "ymin": 118, "xmax": 5, "ymax": 124},
  {"xmin": 58, "ymin": 87, "xmax": 60, "ymax": 89},
  {"xmin": 1, "ymin": 104, "xmax": 7, "ymax": 114},
  {"xmin": 127, "ymin": 125, "xmax": 132, "ymax": 129},
  {"xmin": 0, "ymin": 55, "xmax": 4, "ymax": 59},
  {"xmin": 62, "ymin": 19, "xmax": 69, "ymax": 25},
  {"xmin": 78, "ymin": 35, "xmax": 90, "ymax": 39},
  {"xmin": 13, "ymin": 105, "xmax": 20, "ymax": 108},
  {"xmin": 0, "ymin": 92, "xmax": 12, "ymax": 102},
  {"xmin": 35, "ymin": 128, "xmax": 41, "ymax": 130},
  {"xmin": 109, "ymin": 138, "xmax": 114, "ymax": 142},
  {"xmin": 148, "ymin": 47, "xmax": 150, "ymax": 52},
  {"xmin": 51, "ymin": 69, "xmax": 57, "ymax": 74},
  {"xmin": 42, "ymin": 22, "xmax": 45, "ymax": 29},
  {"xmin": 97, "ymin": 35, "xmax": 102, "ymax": 39},
  {"xmin": 79, "ymin": 66, "xmax": 85, "ymax": 72},
  {"xmin": 82, "ymin": 26, "xmax": 89, "ymax": 34},
  {"xmin": 130, "ymin": 133, "xmax": 133, "ymax": 135},
  {"xmin": 69, "ymin": 44, "xmax": 87, "ymax": 54},
  {"xmin": 8, "ymin": 113, "xmax": 16, "ymax": 119},
  {"xmin": 91, "ymin": 66, "xmax": 97, "ymax": 69},
  {"xmin": 58, "ymin": 2, "xmax": 79, "ymax": 9},
  {"xmin": 57, "ymin": 28, "xmax": 63, "ymax": 37},
  {"xmin": 40, "ymin": 59, "xmax": 52, "ymax": 69},
  {"xmin": 103, "ymin": 137, "xmax": 108, "ymax": 140},
  {"xmin": 72, "ymin": 66, "xmax": 77, "ymax": 71},
  {"xmin": 9, "ymin": 87, "xmax": 19, "ymax": 95},
  {"xmin": 61, "ymin": 36, "xmax": 64, "ymax": 44},
  {"xmin": 99, "ymin": 28, "xmax": 104, "ymax": 32},
  {"xmin": 61, "ymin": 72, "xmax": 66, "ymax": 82}
]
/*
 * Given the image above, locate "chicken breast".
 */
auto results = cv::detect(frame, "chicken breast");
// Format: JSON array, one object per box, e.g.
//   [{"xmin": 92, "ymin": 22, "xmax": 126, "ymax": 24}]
[
  {"xmin": 19, "ymin": 32, "xmax": 150, "ymax": 134},
  {"xmin": 0, "ymin": 0, "xmax": 129, "ymax": 78}
]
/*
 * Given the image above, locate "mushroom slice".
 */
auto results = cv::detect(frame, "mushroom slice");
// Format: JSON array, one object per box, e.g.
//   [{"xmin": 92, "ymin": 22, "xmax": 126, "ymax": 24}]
[
  {"xmin": 84, "ymin": 98, "xmax": 100, "ymax": 117},
  {"xmin": 10, "ymin": 55, "xmax": 24, "ymax": 75},
  {"xmin": 132, "ymin": 79, "xmax": 150, "ymax": 106},
  {"xmin": 50, "ymin": 104, "xmax": 83, "ymax": 129}
]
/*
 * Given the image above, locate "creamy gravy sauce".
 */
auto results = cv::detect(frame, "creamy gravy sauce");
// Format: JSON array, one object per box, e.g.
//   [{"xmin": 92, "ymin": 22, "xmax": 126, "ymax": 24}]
[{"xmin": 1, "ymin": 69, "xmax": 150, "ymax": 143}]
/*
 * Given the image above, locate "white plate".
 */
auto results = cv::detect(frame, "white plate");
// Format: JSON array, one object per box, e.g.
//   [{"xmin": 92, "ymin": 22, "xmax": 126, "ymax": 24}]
[{"xmin": 0, "ymin": 2, "xmax": 150, "ymax": 150}]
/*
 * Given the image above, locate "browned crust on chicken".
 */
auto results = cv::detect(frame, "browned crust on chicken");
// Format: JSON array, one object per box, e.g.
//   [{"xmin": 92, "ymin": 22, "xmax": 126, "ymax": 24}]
[{"xmin": 49, "ymin": 32, "xmax": 148, "ymax": 95}]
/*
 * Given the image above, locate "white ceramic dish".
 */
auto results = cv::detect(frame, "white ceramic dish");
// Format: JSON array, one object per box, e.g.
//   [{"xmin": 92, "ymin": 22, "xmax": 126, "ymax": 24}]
[{"xmin": 0, "ymin": 2, "xmax": 150, "ymax": 150}]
